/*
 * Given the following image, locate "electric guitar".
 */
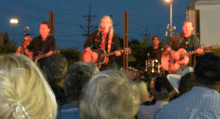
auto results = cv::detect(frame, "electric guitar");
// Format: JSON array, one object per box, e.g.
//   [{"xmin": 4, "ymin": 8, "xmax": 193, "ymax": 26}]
[
  {"xmin": 161, "ymin": 46, "xmax": 212, "ymax": 73},
  {"xmin": 81, "ymin": 48, "xmax": 131, "ymax": 65},
  {"xmin": 34, "ymin": 50, "xmax": 60, "ymax": 63}
]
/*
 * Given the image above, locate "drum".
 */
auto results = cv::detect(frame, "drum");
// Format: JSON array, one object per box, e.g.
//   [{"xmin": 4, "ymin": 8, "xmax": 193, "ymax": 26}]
[
  {"xmin": 128, "ymin": 67, "xmax": 140, "ymax": 81},
  {"xmin": 145, "ymin": 59, "xmax": 160, "ymax": 74}
]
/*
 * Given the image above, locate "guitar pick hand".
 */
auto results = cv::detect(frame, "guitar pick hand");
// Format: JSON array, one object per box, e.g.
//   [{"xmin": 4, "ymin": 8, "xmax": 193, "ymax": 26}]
[
  {"xmin": 114, "ymin": 51, "xmax": 121, "ymax": 56},
  {"xmin": 92, "ymin": 52, "xmax": 98, "ymax": 63},
  {"xmin": 164, "ymin": 48, "xmax": 180, "ymax": 61},
  {"xmin": 171, "ymin": 51, "xmax": 180, "ymax": 61}
]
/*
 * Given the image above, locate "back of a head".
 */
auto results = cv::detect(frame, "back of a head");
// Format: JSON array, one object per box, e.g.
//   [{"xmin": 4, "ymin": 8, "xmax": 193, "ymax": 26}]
[
  {"xmin": 194, "ymin": 53, "xmax": 220, "ymax": 86},
  {"xmin": 178, "ymin": 72, "xmax": 194, "ymax": 96},
  {"xmin": 79, "ymin": 70, "xmax": 141, "ymax": 119},
  {"xmin": 0, "ymin": 54, "xmax": 57, "ymax": 119},
  {"xmin": 154, "ymin": 77, "xmax": 174, "ymax": 100},
  {"xmin": 134, "ymin": 79, "xmax": 149, "ymax": 103},
  {"xmin": 43, "ymin": 54, "xmax": 68, "ymax": 84},
  {"xmin": 65, "ymin": 61, "xmax": 99, "ymax": 102}
]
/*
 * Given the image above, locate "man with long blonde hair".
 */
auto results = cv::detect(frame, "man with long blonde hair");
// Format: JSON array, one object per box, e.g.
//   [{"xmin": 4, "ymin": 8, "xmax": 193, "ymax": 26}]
[{"xmin": 83, "ymin": 16, "xmax": 121, "ymax": 70}]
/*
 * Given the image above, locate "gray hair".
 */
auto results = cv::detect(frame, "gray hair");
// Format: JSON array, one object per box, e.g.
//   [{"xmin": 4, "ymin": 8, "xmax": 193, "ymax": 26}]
[
  {"xmin": 43, "ymin": 53, "xmax": 68, "ymax": 84},
  {"xmin": 0, "ymin": 54, "xmax": 57, "ymax": 119},
  {"xmin": 64, "ymin": 61, "xmax": 99, "ymax": 101},
  {"xmin": 79, "ymin": 70, "xmax": 141, "ymax": 119}
]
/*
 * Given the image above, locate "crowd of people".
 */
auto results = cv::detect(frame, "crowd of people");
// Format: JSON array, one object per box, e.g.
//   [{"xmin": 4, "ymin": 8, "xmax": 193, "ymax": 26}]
[
  {"xmin": 4, "ymin": 15, "xmax": 218, "ymax": 119},
  {"xmin": 1, "ymin": 51, "xmax": 219, "ymax": 119}
]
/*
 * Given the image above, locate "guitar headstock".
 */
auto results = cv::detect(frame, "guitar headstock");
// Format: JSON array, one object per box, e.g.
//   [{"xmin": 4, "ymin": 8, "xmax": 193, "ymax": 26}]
[
  {"xmin": 123, "ymin": 48, "xmax": 131, "ymax": 54},
  {"xmin": 203, "ymin": 45, "xmax": 212, "ymax": 53}
]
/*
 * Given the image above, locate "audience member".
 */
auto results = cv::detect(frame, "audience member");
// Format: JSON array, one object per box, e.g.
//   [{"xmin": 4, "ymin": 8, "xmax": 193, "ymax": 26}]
[
  {"xmin": 167, "ymin": 67, "xmax": 194, "ymax": 95},
  {"xmin": 178, "ymin": 72, "xmax": 194, "ymax": 96},
  {"xmin": 57, "ymin": 61, "xmax": 99, "ymax": 119},
  {"xmin": 43, "ymin": 53, "xmax": 68, "ymax": 109},
  {"xmin": 153, "ymin": 53, "xmax": 220, "ymax": 119},
  {"xmin": 0, "ymin": 54, "xmax": 57, "ymax": 119},
  {"xmin": 79, "ymin": 70, "xmax": 141, "ymax": 119},
  {"xmin": 133, "ymin": 76, "xmax": 149, "ymax": 103},
  {"xmin": 138, "ymin": 77, "xmax": 175, "ymax": 119}
]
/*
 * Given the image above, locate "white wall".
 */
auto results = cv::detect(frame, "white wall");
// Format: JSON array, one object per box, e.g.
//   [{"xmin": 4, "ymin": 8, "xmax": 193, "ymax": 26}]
[{"xmin": 195, "ymin": 2, "xmax": 220, "ymax": 45}]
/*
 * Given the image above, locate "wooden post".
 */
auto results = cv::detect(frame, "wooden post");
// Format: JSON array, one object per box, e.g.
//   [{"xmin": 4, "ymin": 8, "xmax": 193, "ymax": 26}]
[
  {"xmin": 49, "ymin": 11, "xmax": 55, "ymax": 36},
  {"xmin": 123, "ymin": 11, "xmax": 129, "ymax": 72}
]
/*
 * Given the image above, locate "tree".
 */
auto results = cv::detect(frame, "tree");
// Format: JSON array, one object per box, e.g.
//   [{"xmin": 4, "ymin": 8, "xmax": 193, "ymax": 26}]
[
  {"xmin": 60, "ymin": 47, "xmax": 81, "ymax": 67},
  {"xmin": 0, "ymin": 32, "xmax": 17, "ymax": 54}
]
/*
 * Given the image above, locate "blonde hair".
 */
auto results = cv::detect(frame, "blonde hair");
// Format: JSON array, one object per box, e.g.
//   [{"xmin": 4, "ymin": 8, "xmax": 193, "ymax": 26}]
[
  {"xmin": 98, "ymin": 16, "xmax": 115, "ymax": 52},
  {"xmin": 99, "ymin": 16, "xmax": 114, "ymax": 36},
  {"xmin": 0, "ymin": 54, "xmax": 57, "ymax": 119}
]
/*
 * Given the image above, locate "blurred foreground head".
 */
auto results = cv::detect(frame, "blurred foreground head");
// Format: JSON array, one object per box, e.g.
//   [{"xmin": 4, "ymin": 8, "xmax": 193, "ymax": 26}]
[
  {"xmin": 65, "ymin": 61, "xmax": 100, "ymax": 102},
  {"xmin": 0, "ymin": 54, "xmax": 57, "ymax": 119},
  {"xmin": 79, "ymin": 70, "xmax": 141, "ymax": 119},
  {"xmin": 194, "ymin": 53, "xmax": 220, "ymax": 86},
  {"xmin": 43, "ymin": 53, "xmax": 68, "ymax": 84}
]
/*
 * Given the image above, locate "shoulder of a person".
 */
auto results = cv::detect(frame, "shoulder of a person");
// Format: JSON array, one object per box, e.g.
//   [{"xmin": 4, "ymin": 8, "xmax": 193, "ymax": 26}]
[
  {"xmin": 47, "ymin": 35, "xmax": 56, "ymax": 40},
  {"xmin": 147, "ymin": 46, "xmax": 153, "ymax": 50},
  {"xmin": 191, "ymin": 34, "xmax": 199, "ymax": 40},
  {"xmin": 175, "ymin": 33, "xmax": 183, "ymax": 38},
  {"xmin": 153, "ymin": 107, "xmax": 164, "ymax": 119},
  {"xmin": 91, "ymin": 30, "xmax": 99, "ymax": 36},
  {"xmin": 32, "ymin": 35, "xmax": 41, "ymax": 41}
]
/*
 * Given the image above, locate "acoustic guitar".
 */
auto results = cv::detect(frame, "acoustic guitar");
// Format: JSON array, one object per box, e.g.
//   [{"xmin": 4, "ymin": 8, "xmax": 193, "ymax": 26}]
[
  {"xmin": 161, "ymin": 46, "xmax": 212, "ymax": 73},
  {"xmin": 81, "ymin": 48, "xmax": 131, "ymax": 65}
]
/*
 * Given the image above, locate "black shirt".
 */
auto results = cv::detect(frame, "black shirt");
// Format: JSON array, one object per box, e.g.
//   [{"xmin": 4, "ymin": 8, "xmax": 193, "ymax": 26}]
[
  {"xmin": 28, "ymin": 35, "xmax": 56, "ymax": 54},
  {"xmin": 146, "ymin": 46, "xmax": 163, "ymax": 63},
  {"xmin": 178, "ymin": 37, "xmax": 189, "ymax": 52},
  {"xmin": 28, "ymin": 35, "xmax": 56, "ymax": 69}
]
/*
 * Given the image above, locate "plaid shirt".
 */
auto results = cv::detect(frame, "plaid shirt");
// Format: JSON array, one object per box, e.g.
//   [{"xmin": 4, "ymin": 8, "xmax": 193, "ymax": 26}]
[{"xmin": 153, "ymin": 86, "xmax": 220, "ymax": 119}]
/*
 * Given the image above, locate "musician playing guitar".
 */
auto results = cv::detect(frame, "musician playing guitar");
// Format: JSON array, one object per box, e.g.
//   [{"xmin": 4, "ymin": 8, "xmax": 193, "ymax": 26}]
[
  {"xmin": 82, "ymin": 16, "xmax": 121, "ymax": 71},
  {"xmin": 162, "ymin": 21, "xmax": 203, "ymax": 74},
  {"xmin": 26, "ymin": 21, "xmax": 56, "ymax": 69}
]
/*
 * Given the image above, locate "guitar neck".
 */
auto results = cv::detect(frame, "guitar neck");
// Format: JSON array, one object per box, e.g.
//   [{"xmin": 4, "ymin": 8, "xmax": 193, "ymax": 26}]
[
  {"xmin": 185, "ymin": 50, "xmax": 197, "ymax": 56},
  {"xmin": 101, "ymin": 50, "xmax": 123, "ymax": 57},
  {"xmin": 34, "ymin": 51, "xmax": 60, "ymax": 60},
  {"xmin": 35, "ymin": 54, "xmax": 48, "ymax": 60},
  {"xmin": 181, "ymin": 46, "xmax": 211, "ymax": 57}
]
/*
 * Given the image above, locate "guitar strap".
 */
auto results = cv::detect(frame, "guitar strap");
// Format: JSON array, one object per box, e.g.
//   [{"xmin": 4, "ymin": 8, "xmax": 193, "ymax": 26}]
[{"xmin": 98, "ymin": 49, "xmax": 102, "ymax": 69}]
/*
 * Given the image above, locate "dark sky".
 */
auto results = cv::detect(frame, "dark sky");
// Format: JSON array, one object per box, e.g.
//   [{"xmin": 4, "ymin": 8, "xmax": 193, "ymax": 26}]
[{"xmin": 0, "ymin": 0, "xmax": 193, "ymax": 51}]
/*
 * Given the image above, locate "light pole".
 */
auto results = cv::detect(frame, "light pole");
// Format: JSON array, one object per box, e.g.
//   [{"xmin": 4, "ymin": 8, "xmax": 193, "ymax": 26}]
[
  {"xmin": 164, "ymin": 0, "xmax": 173, "ymax": 37},
  {"xmin": 10, "ymin": 18, "xmax": 18, "ymax": 41}
]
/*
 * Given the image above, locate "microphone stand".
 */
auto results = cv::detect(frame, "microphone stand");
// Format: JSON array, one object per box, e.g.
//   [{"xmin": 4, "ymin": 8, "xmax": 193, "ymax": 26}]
[
  {"xmin": 166, "ymin": 26, "xmax": 176, "ymax": 74},
  {"xmin": 169, "ymin": 49, "xmax": 172, "ymax": 74},
  {"xmin": 23, "ymin": 31, "xmax": 26, "ymax": 38}
]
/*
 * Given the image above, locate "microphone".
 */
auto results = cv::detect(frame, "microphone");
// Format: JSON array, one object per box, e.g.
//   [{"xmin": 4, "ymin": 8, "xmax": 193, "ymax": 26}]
[
  {"xmin": 100, "ymin": 26, "xmax": 106, "ymax": 29},
  {"xmin": 165, "ymin": 24, "xmax": 169, "ymax": 37},
  {"xmin": 172, "ymin": 26, "xmax": 176, "ymax": 31},
  {"xmin": 24, "ymin": 26, "xmax": 29, "ymax": 33}
]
